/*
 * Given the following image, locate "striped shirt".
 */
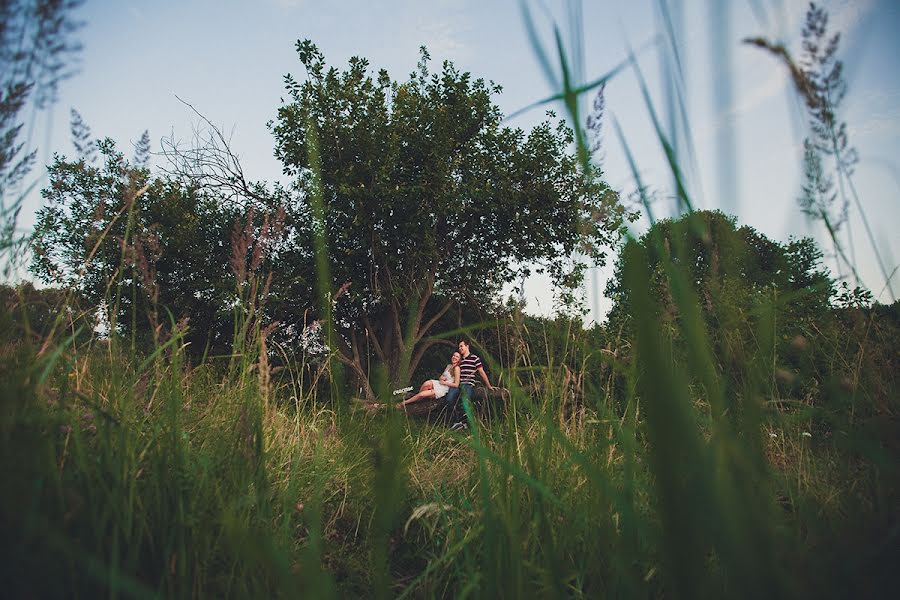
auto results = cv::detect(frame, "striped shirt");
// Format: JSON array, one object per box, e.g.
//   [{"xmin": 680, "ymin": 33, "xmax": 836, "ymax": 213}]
[{"xmin": 458, "ymin": 354, "xmax": 483, "ymax": 386}]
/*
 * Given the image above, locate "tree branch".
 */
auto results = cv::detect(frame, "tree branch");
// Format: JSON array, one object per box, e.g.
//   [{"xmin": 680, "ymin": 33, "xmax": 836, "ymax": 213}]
[
  {"xmin": 363, "ymin": 314, "xmax": 387, "ymax": 364},
  {"xmin": 333, "ymin": 338, "xmax": 375, "ymax": 402},
  {"xmin": 409, "ymin": 337, "xmax": 456, "ymax": 377},
  {"xmin": 159, "ymin": 96, "xmax": 276, "ymax": 209},
  {"xmin": 415, "ymin": 298, "xmax": 455, "ymax": 345},
  {"xmin": 390, "ymin": 300, "xmax": 404, "ymax": 352},
  {"xmin": 350, "ymin": 327, "xmax": 361, "ymax": 364},
  {"xmin": 409, "ymin": 271, "xmax": 434, "ymax": 343}
]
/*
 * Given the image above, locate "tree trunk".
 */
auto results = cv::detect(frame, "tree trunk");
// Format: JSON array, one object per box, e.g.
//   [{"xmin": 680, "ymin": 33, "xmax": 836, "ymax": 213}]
[
  {"xmin": 340, "ymin": 277, "xmax": 456, "ymax": 399},
  {"xmin": 401, "ymin": 386, "xmax": 510, "ymax": 421}
]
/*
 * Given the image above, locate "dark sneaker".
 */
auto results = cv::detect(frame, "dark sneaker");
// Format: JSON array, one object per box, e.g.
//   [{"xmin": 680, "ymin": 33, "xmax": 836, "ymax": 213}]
[{"xmin": 449, "ymin": 421, "xmax": 468, "ymax": 432}]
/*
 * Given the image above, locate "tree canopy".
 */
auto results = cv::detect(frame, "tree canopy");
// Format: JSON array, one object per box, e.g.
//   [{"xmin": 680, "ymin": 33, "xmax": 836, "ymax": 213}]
[
  {"xmin": 270, "ymin": 41, "xmax": 625, "ymax": 393},
  {"xmin": 31, "ymin": 129, "xmax": 244, "ymax": 351},
  {"xmin": 605, "ymin": 210, "xmax": 833, "ymax": 343}
]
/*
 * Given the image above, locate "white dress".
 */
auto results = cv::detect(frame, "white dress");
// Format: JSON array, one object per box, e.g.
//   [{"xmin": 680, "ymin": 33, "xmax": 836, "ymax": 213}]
[{"xmin": 430, "ymin": 366, "xmax": 453, "ymax": 399}]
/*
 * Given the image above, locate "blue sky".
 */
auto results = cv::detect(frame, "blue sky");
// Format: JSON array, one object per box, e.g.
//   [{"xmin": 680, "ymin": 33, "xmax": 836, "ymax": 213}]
[{"xmin": 16, "ymin": 0, "xmax": 900, "ymax": 321}]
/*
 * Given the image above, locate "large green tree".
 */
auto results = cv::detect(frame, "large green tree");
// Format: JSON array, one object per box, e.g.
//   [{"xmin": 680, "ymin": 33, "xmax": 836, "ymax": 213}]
[
  {"xmin": 605, "ymin": 210, "xmax": 834, "ymax": 368},
  {"xmin": 271, "ymin": 42, "xmax": 624, "ymax": 395},
  {"xmin": 31, "ymin": 130, "xmax": 245, "ymax": 353}
]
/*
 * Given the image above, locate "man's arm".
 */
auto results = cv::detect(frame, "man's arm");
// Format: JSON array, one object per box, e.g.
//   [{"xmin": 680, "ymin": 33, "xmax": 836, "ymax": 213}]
[{"xmin": 476, "ymin": 367, "xmax": 494, "ymax": 390}]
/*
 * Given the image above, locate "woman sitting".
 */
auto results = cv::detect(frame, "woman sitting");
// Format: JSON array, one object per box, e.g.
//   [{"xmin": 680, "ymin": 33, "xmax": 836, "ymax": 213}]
[{"xmin": 397, "ymin": 351, "xmax": 461, "ymax": 408}]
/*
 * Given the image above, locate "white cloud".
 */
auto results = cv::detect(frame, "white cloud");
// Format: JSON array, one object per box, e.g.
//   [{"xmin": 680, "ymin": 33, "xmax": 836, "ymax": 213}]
[
  {"xmin": 829, "ymin": 0, "xmax": 876, "ymax": 37},
  {"xmin": 127, "ymin": 4, "xmax": 145, "ymax": 21},
  {"xmin": 268, "ymin": 0, "xmax": 307, "ymax": 10},
  {"xmin": 414, "ymin": 17, "xmax": 468, "ymax": 62},
  {"xmin": 735, "ymin": 69, "xmax": 791, "ymax": 119},
  {"xmin": 850, "ymin": 111, "xmax": 900, "ymax": 139}
]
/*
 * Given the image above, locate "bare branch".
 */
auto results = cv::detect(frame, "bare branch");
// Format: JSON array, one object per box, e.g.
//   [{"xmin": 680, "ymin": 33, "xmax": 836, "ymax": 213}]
[
  {"xmin": 409, "ymin": 272, "xmax": 434, "ymax": 343},
  {"xmin": 409, "ymin": 337, "xmax": 456, "ymax": 377},
  {"xmin": 415, "ymin": 298, "xmax": 454, "ymax": 345},
  {"xmin": 158, "ymin": 96, "xmax": 277, "ymax": 209},
  {"xmin": 333, "ymin": 336, "xmax": 375, "ymax": 401},
  {"xmin": 363, "ymin": 314, "xmax": 387, "ymax": 364},
  {"xmin": 390, "ymin": 300, "xmax": 404, "ymax": 353}
]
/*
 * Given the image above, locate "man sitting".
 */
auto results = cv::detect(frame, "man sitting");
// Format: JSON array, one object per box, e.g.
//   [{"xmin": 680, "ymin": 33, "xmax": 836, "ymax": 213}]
[{"xmin": 449, "ymin": 339, "xmax": 494, "ymax": 429}]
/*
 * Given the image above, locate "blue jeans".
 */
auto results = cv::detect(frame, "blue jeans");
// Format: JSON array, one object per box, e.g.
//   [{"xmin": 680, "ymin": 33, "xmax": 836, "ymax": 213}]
[
  {"xmin": 443, "ymin": 385, "xmax": 467, "ymax": 421},
  {"xmin": 444, "ymin": 386, "xmax": 460, "ymax": 406},
  {"xmin": 451, "ymin": 383, "xmax": 474, "ymax": 422}
]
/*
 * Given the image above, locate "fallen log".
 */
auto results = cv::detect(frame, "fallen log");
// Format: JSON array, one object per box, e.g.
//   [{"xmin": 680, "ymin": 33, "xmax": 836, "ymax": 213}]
[{"xmin": 400, "ymin": 386, "xmax": 510, "ymax": 422}]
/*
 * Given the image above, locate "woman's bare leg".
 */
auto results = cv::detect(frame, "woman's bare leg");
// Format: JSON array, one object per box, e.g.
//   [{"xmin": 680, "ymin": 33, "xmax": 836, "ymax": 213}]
[{"xmin": 398, "ymin": 389, "xmax": 436, "ymax": 407}]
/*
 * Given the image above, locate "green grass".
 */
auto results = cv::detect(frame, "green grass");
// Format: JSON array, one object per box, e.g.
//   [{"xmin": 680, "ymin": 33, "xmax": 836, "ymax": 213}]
[{"xmin": 1, "ymin": 291, "xmax": 897, "ymax": 597}]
